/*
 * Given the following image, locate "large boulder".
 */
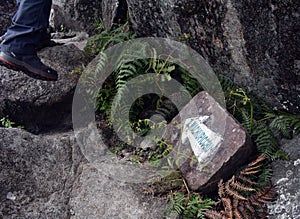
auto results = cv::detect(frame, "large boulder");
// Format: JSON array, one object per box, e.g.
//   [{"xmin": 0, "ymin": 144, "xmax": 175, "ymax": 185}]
[
  {"xmin": 51, "ymin": 0, "xmax": 102, "ymax": 33},
  {"xmin": 0, "ymin": 128, "xmax": 83, "ymax": 218},
  {"xmin": 0, "ymin": 44, "xmax": 88, "ymax": 133},
  {"xmin": 0, "ymin": 128, "xmax": 168, "ymax": 219},
  {"xmin": 50, "ymin": 0, "xmax": 124, "ymax": 33},
  {"xmin": 127, "ymin": 0, "xmax": 300, "ymax": 113}
]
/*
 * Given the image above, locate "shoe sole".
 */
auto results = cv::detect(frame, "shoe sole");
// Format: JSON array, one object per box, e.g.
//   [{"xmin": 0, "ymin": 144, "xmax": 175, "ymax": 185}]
[{"xmin": 0, "ymin": 52, "xmax": 57, "ymax": 81}]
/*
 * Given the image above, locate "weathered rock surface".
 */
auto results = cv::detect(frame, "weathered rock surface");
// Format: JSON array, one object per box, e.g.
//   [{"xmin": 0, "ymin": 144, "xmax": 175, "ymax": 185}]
[
  {"xmin": 0, "ymin": 44, "xmax": 87, "ymax": 133},
  {"xmin": 69, "ymin": 162, "xmax": 168, "ymax": 219},
  {"xmin": 0, "ymin": 128, "xmax": 83, "ymax": 219},
  {"xmin": 0, "ymin": 128, "xmax": 168, "ymax": 219},
  {"xmin": 0, "ymin": 0, "xmax": 16, "ymax": 36},
  {"xmin": 163, "ymin": 91, "xmax": 254, "ymax": 191},
  {"xmin": 51, "ymin": 0, "xmax": 102, "ymax": 34},
  {"xmin": 268, "ymin": 135, "xmax": 300, "ymax": 219},
  {"xmin": 127, "ymin": 0, "xmax": 300, "ymax": 113}
]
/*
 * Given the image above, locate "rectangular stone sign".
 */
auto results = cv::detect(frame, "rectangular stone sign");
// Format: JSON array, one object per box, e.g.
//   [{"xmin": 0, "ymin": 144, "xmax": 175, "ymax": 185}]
[{"xmin": 163, "ymin": 91, "xmax": 254, "ymax": 192}]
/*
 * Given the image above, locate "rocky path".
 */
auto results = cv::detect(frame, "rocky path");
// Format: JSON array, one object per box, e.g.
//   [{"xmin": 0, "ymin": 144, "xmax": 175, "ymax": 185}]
[
  {"xmin": 0, "ymin": 44, "xmax": 168, "ymax": 219},
  {"xmin": 1, "ymin": 0, "xmax": 299, "ymax": 218},
  {"xmin": 1, "ymin": 45, "xmax": 299, "ymax": 218},
  {"xmin": 0, "ymin": 128, "xmax": 168, "ymax": 219}
]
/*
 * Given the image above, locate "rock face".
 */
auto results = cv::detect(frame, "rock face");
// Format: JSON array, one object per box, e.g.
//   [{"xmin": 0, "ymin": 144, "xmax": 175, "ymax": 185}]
[
  {"xmin": 127, "ymin": 0, "xmax": 300, "ymax": 113},
  {"xmin": 163, "ymin": 91, "xmax": 254, "ymax": 191},
  {"xmin": 51, "ymin": 0, "xmax": 102, "ymax": 34},
  {"xmin": 0, "ymin": 128, "xmax": 82, "ymax": 218},
  {"xmin": 69, "ymin": 162, "xmax": 167, "ymax": 219},
  {"xmin": 0, "ymin": 128, "xmax": 168, "ymax": 219},
  {"xmin": 268, "ymin": 136, "xmax": 300, "ymax": 219},
  {"xmin": 0, "ymin": 44, "xmax": 87, "ymax": 133},
  {"xmin": 0, "ymin": 0, "xmax": 16, "ymax": 36}
]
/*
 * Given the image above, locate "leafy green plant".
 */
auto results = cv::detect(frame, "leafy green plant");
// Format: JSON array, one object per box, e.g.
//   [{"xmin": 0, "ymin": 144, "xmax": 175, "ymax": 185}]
[
  {"xmin": 68, "ymin": 67, "xmax": 84, "ymax": 75},
  {"xmin": 223, "ymin": 84, "xmax": 294, "ymax": 161},
  {"xmin": 0, "ymin": 117, "xmax": 23, "ymax": 128},
  {"xmin": 84, "ymin": 22, "xmax": 135, "ymax": 57},
  {"xmin": 86, "ymin": 21, "xmax": 299, "ymax": 219},
  {"xmin": 266, "ymin": 112, "xmax": 300, "ymax": 138},
  {"xmin": 166, "ymin": 191, "xmax": 215, "ymax": 219}
]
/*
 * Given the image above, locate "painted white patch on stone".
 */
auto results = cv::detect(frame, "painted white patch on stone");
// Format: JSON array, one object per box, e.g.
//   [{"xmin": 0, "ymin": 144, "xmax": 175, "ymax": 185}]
[{"xmin": 182, "ymin": 116, "xmax": 223, "ymax": 164}]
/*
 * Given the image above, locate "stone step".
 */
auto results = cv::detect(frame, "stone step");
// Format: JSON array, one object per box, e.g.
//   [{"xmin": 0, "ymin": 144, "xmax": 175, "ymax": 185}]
[{"xmin": 0, "ymin": 44, "xmax": 87, "ymax": 133}]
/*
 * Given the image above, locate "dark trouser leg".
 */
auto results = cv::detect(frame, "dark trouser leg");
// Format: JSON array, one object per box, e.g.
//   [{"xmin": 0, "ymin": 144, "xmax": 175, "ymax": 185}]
[{"xmin": 1, "ymin": 0, "xmax": 52, "ymax": 55}]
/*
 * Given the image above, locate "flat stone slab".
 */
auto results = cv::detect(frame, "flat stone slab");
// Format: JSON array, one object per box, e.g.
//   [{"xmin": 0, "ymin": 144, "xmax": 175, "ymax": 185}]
[
  {"xmin": 163, "ymin": 91, "xmax": 254, "ymax": 191},
  {"xmin": 0, "ymin": 44, "xmax": 87, "ymax": 132}
]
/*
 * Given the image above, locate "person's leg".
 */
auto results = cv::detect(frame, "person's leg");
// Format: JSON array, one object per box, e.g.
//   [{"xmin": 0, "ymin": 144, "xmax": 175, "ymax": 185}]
[
  {"xmin": 1, "ymin": 0, "xmax": 52, "ymax": 54},
  {"xmin": 0, "ymin": 0, "xmax": 57, "ymax": 81}
]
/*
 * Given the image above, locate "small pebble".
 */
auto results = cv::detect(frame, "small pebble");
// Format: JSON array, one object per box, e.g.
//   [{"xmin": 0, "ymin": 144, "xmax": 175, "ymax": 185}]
[{"xmin": 6, "ymin": 192, "xmax": 16, "ymax": 201}]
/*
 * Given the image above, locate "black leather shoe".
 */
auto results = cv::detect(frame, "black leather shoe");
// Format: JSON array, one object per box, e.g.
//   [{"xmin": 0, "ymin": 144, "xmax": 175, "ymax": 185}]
[
  {"xmin": 36, "ymin": 30, "xmax": 61, "ymax": 51},
  {"xmin": 0, "ymin": 51, "xmax": 58, "ymax": 81}
]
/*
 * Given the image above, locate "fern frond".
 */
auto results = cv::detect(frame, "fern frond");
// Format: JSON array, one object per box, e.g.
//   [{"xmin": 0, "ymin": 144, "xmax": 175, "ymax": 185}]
[
  {"xmin": 230, "ymin": 177, "xmax": 256, "ymax": 192},
  {"xmin": 240, "ymin": 110, "xmax": 252, "ymax": 132},
  {"xmin": 248, "ymin": 154, "xmax": 265, "ymax": 167},
  {"xmin": 204, "ymin": 210, "xmax": 223, "ymax": 219},
  {"xmin": 233, "ymin": 208, "xmax": 243, "ymax": 219},
  {"xmin": 225, "ymin": 181, "xmax": 247, "ymax": 201},
  {"xmin": 251, "ymin": 123, "xmax": 279, "ymax": 160},
  {"xmin": 221, "ymin": 198, "xmax": 233, "ymax": 218},
  {"xmin": 257, "ymin": 167, "xmax": 273, "ymax": 187},
  {"xmin": 248, "ymin": 195, "xmax": 263, "ymax": 208},
  {"xmin": 240, "ymin": 169, "xmax": 261, "ymax": 175},
  {"xmin": 166, "ymin": 192, "xmax": 185, "ymax": 216},
  {"xmin": 218, "ymin": 179, "xmax": 225, "ymax": 198},
  {"xmin": 237, "ymin": 176, "xmax": 258, "ymax": 186},
  {"xmin": 266, "ymin": 112, "xmax": 300, "ymax": 137},
  {"xmin": 245, "ymin": 202, "xmax": 256, "ymax": 215}
]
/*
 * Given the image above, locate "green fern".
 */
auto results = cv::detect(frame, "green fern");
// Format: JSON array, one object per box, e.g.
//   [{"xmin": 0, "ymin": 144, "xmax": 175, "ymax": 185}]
[
  {"xmin": 184, "ymin": 194, "xmax": 215, "ymax": 219},
  {"xmin": 84, "ymin": 22, "xmax": 135, "ymax": 57},
  {"xmin": 166, "ymin": 192, "xmax": 186, "ymax": 216},
  {"xmin": 165, "ymin": 192, "xmax": 215, "ymax": 219},
  {"xmin": 266, "ymin": 112, "xmax": 300, "ymax": 138},
  {"xmin": 181, "ymin": 67, "xmax": 203, "ymax": 97},
  {"xmin": 251, "ymin": 122, "xmax": 280, "ymax": 161}
]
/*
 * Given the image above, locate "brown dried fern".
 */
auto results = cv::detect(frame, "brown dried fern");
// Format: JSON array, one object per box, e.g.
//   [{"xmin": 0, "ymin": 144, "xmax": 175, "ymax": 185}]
[
  {"xmin": 248, "ymin": 154, "xmax": 265, "ymax": 167},
  {"xmin": 204, "ymin": 210, "xmax": 223, "ymax": 219},
  {"xmin": 221, "ymin": 197, "xmax": 233, "ymax": 218},
  {"xmin": 210, "ymin": 155, "xmax": 275, "ymax": 219},
  {"xmin": 237, "ymin": 175, "xmax": 258, "ymax": 186},
  {"xmin": 230, "ymin": 176, "xmax": 256, "ymax": 192},
  {"xmin": 225, "ymin": 180, "xmax": 247, "ymax": 201}
]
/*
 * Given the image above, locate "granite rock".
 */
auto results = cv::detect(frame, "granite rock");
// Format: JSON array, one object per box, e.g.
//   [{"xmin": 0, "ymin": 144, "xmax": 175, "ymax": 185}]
[
  {"xmin": 0, "ymin": 0, "xmax": 16, "ymax": 36},
  {"xmin": 51, "ymin": 0, "xmax": 102, "ymax": 34},
  {"xmin": 0, "ymin": 44, "xmax": 87, "ymax": 133},
  {"xmin": 69, "ymin": 162, "xmax": 168, "ymax": 219},
  {"xmin": 268, "ymin": 135, "xmax": 300, "ymax": 219},
  {"xmin": 127, "ymin": 0, "xmax": 300, "ymax": 113},
  {"xmin": 0, "ymin": 128, "xmax": 169, "ymax": 219},
  {"xmin": 0, "ymin": 128, "xmax": 83, "ymax": 219}
]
